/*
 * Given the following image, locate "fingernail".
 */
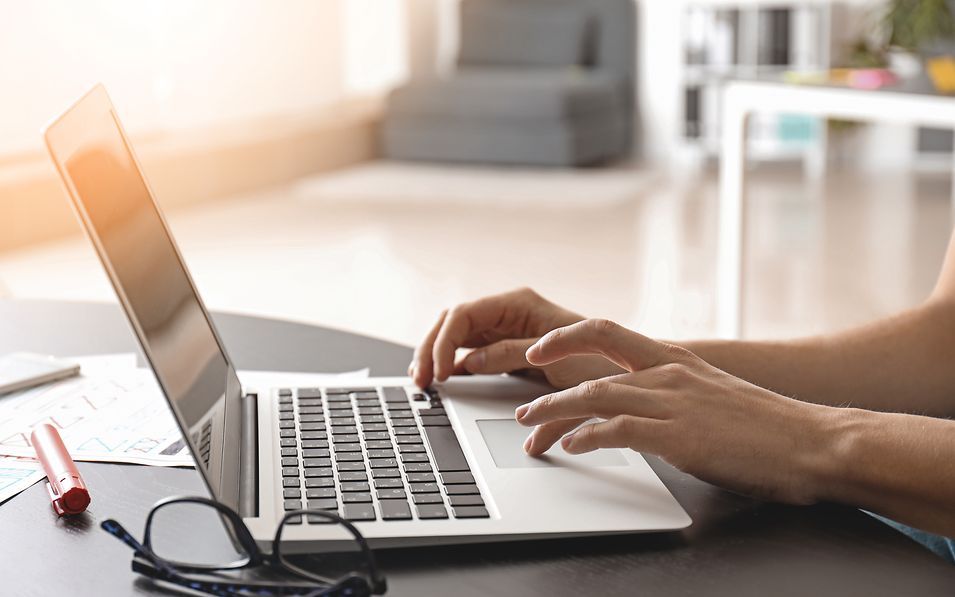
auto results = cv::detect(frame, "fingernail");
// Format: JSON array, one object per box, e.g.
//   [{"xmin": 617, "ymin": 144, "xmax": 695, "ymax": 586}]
[
  {"xmin": 407, "ymin": 361, "xmax": 415, "ymax": 376},
  {"xmin": 515, "ymin": 404, "xmax": 530, "ymax": 421},
  {"xmin": 561, "ymin": 433, "xmax": 575, "ymax": 452},
  {"xmin": 464, "ymin": 350, "xmax": 485, "ymax": 371},
  {"xmin": 523, "ymin": 434, "xmax": 533, "ymax": 453}
]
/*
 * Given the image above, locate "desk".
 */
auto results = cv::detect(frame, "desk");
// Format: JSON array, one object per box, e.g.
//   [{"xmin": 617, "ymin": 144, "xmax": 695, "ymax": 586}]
[
  {"xmin": 2, "ymin": 299, "xmax": 954, "ymax": 596},
  {"xmin": 718, "ymin": 78, "xmax": 955, "ymax": 338}
]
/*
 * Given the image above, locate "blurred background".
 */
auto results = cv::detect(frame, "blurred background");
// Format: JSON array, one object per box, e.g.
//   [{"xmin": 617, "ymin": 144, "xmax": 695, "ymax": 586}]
[{"xmin": 1, "ymin": 0, "xmax": 953, "ymax": 348}]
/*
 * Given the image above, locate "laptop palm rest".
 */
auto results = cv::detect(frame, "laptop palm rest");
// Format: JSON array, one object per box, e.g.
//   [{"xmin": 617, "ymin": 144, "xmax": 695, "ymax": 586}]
[{"xmin": 477, "ymin": 419, "xmax": 627, "ymax": 468}]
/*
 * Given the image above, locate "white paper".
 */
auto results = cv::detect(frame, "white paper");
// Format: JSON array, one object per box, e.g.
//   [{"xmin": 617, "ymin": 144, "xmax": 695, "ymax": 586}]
[
  {"xmin": 0, "ymin": 352, "xmax": 370, "ymax": 468},
  {"xmin": 0, "ymin": 459, "xmax": 44, "ymax": 505}
]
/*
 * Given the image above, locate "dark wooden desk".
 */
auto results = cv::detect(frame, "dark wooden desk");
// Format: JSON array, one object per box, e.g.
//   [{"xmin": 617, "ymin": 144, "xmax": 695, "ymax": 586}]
[{"xmin": 2, "ymin": 299, "xmax": 953, "ymax": 596}]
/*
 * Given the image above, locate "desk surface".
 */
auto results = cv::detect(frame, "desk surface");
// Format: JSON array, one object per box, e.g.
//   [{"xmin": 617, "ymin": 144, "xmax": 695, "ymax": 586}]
[{"xmin": 2, "ymin": 299, "xmax": 954, "ymax": 596}]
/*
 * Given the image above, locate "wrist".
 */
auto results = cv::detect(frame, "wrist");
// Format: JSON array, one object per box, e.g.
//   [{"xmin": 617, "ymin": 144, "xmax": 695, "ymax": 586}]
[{"xmin": 804, "ymin": 405, "xmax": 873, "ymax": 505}]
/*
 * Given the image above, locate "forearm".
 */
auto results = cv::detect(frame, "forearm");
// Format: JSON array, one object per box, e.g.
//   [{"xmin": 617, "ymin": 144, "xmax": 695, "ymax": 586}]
[
  {"xmin": 812, "ymin": 408, "xmax": 955, "ymax": 538},
  {"xmin": 677, "ymin": 299, "xmax": 955, "ymax": 417}
]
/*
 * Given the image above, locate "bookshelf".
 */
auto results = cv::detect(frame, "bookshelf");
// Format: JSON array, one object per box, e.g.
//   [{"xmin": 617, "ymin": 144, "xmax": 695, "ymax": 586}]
[{"xmin": 681, "ymin": 1, "xmax": 835, "ymax": 162}]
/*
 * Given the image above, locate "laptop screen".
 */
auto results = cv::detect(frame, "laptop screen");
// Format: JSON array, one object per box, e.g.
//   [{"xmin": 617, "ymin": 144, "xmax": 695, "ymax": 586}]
[{"xmin": 44, "ymin": 86, "xmax": 242, "ymax": 507}]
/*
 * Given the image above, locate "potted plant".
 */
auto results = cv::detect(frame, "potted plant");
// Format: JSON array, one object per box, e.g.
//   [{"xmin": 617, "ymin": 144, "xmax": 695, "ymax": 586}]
[{"xmin": 882, "ymin": 0, "xmax": 955, "ymax": 76}]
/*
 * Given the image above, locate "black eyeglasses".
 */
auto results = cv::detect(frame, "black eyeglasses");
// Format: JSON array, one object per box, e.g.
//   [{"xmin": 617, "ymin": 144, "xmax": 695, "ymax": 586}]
[{"xmin": 101, "ymin": 495, "xmax": 387, "ymax": 597}]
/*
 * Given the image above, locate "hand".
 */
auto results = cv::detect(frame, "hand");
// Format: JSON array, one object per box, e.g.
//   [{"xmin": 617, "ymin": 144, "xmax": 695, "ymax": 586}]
[
  {"xmin": 410, "ymin": 288, "xmax": 624, "ymax": 389},
  {"xmin": 516, "ymin": 319, "xmax": 836, "ymax": 505}
]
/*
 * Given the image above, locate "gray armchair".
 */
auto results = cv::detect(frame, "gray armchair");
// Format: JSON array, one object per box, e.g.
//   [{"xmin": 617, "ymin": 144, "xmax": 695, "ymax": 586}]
[{"xmin": 381, "ymin": 0, "xmax": 636, "ymax": 167}]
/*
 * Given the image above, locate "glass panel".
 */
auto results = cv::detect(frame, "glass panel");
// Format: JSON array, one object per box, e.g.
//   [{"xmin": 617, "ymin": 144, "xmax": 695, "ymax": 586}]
[{"xmin": 149, "ymin": 501, "xmax": 249, "ymax": 568}]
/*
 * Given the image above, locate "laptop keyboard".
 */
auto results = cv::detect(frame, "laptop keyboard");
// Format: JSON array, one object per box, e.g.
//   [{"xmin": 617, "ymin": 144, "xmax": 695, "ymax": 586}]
[{"xmin": 276, "ymin": 386, "xmax": 489, "ymax": 524}]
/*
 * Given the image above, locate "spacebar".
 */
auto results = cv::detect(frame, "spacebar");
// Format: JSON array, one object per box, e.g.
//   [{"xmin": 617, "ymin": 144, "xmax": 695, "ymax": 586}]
[{"xmin": 422, "ymin": 426, "xmax": 470, "ymax": 472}]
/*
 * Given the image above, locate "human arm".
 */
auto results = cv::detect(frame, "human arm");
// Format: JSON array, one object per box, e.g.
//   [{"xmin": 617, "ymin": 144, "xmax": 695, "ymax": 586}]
[{"xmin": 518, "ymin": 319, "xmax": 955, "ymax": 538}]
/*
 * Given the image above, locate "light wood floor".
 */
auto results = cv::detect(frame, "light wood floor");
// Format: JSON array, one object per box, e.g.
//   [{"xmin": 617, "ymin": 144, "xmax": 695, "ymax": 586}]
[{"xmin": 1, "ymin": 160, "xmax": 951, "ymax": 353}]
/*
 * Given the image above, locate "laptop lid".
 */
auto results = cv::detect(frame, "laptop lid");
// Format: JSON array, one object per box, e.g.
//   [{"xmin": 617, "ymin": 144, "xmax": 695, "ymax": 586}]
[{"xmin": 44, "ymin": 85, "xmax": 244, "ymax": 511}]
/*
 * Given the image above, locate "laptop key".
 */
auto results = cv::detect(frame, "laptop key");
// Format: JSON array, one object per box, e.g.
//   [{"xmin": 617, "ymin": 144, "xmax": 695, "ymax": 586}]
[
  {"xmin": 351, "ymin": 391, "xmax": 379, "ymax": 399},
  {"xmin": 376, "ymin": 488, "xmax": 407, "ymax": 500},
  {"xmin": 416, "ymin": 504, "xmax": 449, "ymax": 520},
  {"xmin": 379, "ymin": 500, "xmax": 412, "ymax": 521},
  {"xmin": 307, "ymin": 498, "xmax": 338, "ymax": 510},
  {"xmin": 393, "ymin": 428, "xmax": 421, "ymax": 436},
  {"xmin": 421, "ymin": 416, "xmax": 452, "ymax": 427},
  {"xmin": 280, "ymin": 438, "xmax": 297, "ymax": 448},
  {"xmin": 280, "ymin": 448, "xmax": 298, "ymax": 457},
  {"xmin": 281, "ymin": 467, "xmax": 299, "ymax": 477},
  {"xmin": 280, "ymin": 429, "xmax": 296, "ymax": 438},
  {"xmin": 331, "ymin": 425, "xmax": 359, "ymax": 435},
  {"xmin": 336, "ymin": 462, "xmax": 366, "ymax": 472},
  {"xmin": 299, "ymin": 415, "xmax": 326, "ymax": 424},
  {"xmin": 357, "ymin": 406, "xmax": 383, "ymax": 415},
  {"xmin": 340, "ymin": 481, "xmax": 371, "ymax": 492},
  {"xmin": 333, "ymin": 442, "xmax": 362, "ymax": 453},
  {"xmin": 365, "ymin": 440, "xmax": 393, "ymax": 450},
  {"xmin": 284, "ymin": 499, "xmax": 302, "ymax": 511},
  {"xmin": 305, "ymin": 477, "xmax": 335, "ymax": 488},
  {"xmin": 403, "ymin": 463, "xmax": 432, "ymax": 473},
  {"xmin": 303, "ymin": 449, "xmax": 331, "ymax": 459},
  {"xmin": 282, "ymin": 478, "xmax": 301, "ymax": 488},
  {"xmin": 421, "ymin": 426, "xmax": 469, "ymax": 472},
  {"xmin": 304, "ymin": 468, "xmax": 333, "ymax": 478},
  {"xmin": 360, "ymin": 415, "xmax": 385, "ymax": 424},
  {"xmin": 299, "ymin": 423, "xmax": 326, "ymax": 431},
  {"xmin": 374, "ymin": 478, "xmax": 403, "ymax": 489},
  {"xmin": 409, "ymin": 482, "xmax": 440, "ymax": 494},
  {"xmin": 398, "ymin": 444, "xmax": 427, "ymax": 454},
  {"xmin": 396, "ymin": 435, "xmax": 423, "ymax": 445},
  {"xmin": 335, "ymin": 453, "xmax": 365, "ymax": 463},
  {"xmin": 449, "ymin": 495, "xmax": 484, "ymax": 507},
  {"xmin": 281, "ymin": 457, "xmax": 298, "ymax": 467},
  {"xmin": 279, "ymin": 412, "xmax": 294, "ymax": 421},
  {"xmin": 406, "ymin": 472, "xmax": 436, "ymax": 483},
  {"xmin": 343, "ymin": 503, "xmax": 377, "ymax": 521},
  {"xmin": 297, "ymin": 388, "xmax": 322, "ymax": 398},
  {"xmin": 278, "ymin": 388, "xmax": 292, "ymax": 397},
  {"xmin": 369, "ymin": 458, "xmax": 398, "ymax": 469},
  {"xmin": 445, "ymin": 484, "xmax": 481, "ymax": 496},
  {"xmin": 332, "ymin": 434, "xmax": 360, "ymax": 444},
  {"xmin": 326, "ymin": 394, "xmax": 351, "ymax": 403},
  {"xmin": 361, "ymin": 423, "xmax": 388, "ymax": 432},
  {"xmin": 284, "ymin": 515, "xmax": 303, "ymax": 525},
  {"xmin": 338, "ymin": 471, "xmax": 368, "ymax": 482},
  {"xmin": 283, "ymin": 488, "xmax": 302, "ymax": 499},
  {"xmin": 300, "ymin": 439, "xmax": 329, "ymax": 449},
  {"xmin": 298, "ymin": 407, "xmax": 324, "ymax": 415},
  {"xmin": 440, "ymin": 472, "xmax": 475, "ymax": 485},
  {"xmin": 300, "ymin": 431, "xmax": 327, "ymax": 440},
  {"xmin": 400, "ymin": 453, "xmax": 429, "ymax": 464},
  {"xmin": 382, "ymin": 388, "xmax": 408, "ymax": 404},
  {"xmin": 452, "ymin": 506, "xmax": 489, "ymax": 519},
  {"xmin": 279, "ymin": 421, "xmax": 295, "ymax": 430},
  {"xmin": 363, "ymin": 431, "xmax": 390, "ymax": 441},
  {"xmin": 303, "ymin": 458, "xmax": 333, "ymax": 468},
  {"xmin": 371, "ymin": 468, "xmax": 401, "ymax": 479},
  {"xmin": 412, "ymin": 493, "xmax": 443, "ymax": 505},
  {"xmin": 305, "ymin": 487, "xmax": 336, "ymax": 500},
  {"xmin": 307, "ymin": 514, "xmax": 337, "ymax": 525},
  {"xmin": 390, "ymin": 418, "xmax": 418, "ymax": 427},
  {"xmin": 342, "ymin": 492, "xmax": 373, "ymax": 504},
  {"xmin": 367, "ymin": 449, "xmax": 395, "ymax": 459}
]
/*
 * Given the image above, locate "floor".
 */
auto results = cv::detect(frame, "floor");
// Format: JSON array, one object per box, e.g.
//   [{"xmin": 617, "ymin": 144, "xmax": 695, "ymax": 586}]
[{"xmin": 0, "ymin": 160, "xmax": 951, "ymax": 354}]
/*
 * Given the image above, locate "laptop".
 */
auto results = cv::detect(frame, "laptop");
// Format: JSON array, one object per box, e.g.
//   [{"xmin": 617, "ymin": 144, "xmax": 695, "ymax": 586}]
[{"xmin": 44, "ymin": 85, "xmax": 690, "ymax": 552}]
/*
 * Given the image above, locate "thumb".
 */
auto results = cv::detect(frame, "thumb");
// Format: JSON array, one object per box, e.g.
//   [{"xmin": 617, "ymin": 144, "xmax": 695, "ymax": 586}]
[{"xmin": 462, "ymin": 338, "xmax": 537, "ymax": 374}]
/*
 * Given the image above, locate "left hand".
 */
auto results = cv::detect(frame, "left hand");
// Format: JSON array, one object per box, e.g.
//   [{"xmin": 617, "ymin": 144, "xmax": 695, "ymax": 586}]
[{"xmin": 516, "ymin": 319, "xmax": 837, "ymax": 505}]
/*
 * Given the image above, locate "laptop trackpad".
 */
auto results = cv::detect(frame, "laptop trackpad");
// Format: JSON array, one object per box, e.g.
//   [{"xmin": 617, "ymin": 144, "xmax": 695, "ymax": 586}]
[{"xmin": 477, "ymin": 419, "xmax": 628, "ymax": 468}]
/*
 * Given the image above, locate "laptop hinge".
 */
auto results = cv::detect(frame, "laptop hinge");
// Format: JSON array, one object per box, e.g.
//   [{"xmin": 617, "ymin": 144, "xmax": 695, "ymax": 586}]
[{"xmin": 238, "ymin": 391, "xmax": 259, "ymax": 518}]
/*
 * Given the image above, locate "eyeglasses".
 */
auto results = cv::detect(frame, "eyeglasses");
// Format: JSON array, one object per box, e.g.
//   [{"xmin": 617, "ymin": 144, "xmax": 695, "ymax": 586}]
[{"xmin": 101, "ymin": 495, "xmax": 387, "ymax": 597}]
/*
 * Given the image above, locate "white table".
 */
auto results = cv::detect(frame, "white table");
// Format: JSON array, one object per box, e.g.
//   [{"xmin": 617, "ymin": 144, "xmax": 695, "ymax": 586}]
[{"xmin": 718, "ymin": 78, "xmax": 955, "ymax": 338}]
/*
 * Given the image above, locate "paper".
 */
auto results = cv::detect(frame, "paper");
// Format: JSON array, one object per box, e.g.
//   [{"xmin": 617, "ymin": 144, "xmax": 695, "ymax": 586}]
[
  {"xmin": 0, "ymin": 459, "xmax": 44, "ymax": 505},
  {"xmin": 0, "ymin": 352, "xmax": 370, "ymax": 468}
]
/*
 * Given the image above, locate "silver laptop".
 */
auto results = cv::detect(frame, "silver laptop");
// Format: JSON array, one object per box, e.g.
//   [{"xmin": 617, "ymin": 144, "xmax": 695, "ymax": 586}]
[{"xmin": 44, "ymin": 85, "xmax": 690, "ymax": 552}]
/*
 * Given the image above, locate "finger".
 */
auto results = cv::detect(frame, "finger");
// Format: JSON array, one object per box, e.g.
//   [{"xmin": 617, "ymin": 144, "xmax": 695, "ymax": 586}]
[
  {"xmin": 523, "ymin": 418, "xmax": 588, "ymax": 456},
  {"xmin": 412, "ymin": 309, "xmax": 447, "ymax": 388},
  {"xmin": 431, "ymin": 293, "xmax": 521, "ymax": 382},
  {"xmin": 461, "ymin": 338, "xmax": 537, "ymax": 375},
  {"xmin": 526, "ymin": 319, "xmax": 672, "ymax": 372},
  {"xmin": 561, "ymin": 415, "xmax": 669, "ymax": 455},
  {"xmin": 514, "ymin": 379, "xmax": 666, "ymax": 427}
]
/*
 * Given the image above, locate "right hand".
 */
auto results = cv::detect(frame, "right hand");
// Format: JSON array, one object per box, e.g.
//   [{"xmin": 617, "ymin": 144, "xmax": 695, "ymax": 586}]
[{"xmin": 410, "ymin": 287, "xmax": 624, "ymax": 389}]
